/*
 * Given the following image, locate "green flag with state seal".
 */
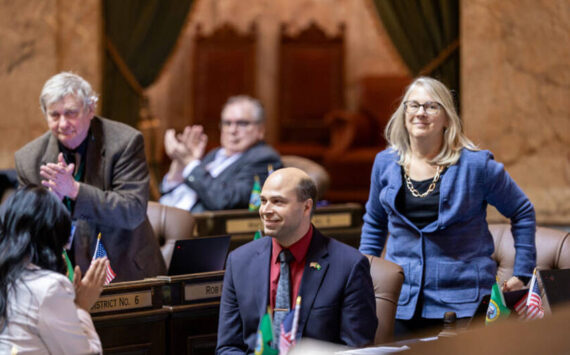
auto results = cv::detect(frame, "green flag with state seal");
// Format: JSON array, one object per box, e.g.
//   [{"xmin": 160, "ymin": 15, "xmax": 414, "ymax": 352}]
[
  {"xmin": 249, "ymin": 175, "xmax": 261, "ymax": 211},
  {"xmin": 255, "ymin": 310, "xmax": 278, "ymax": 355},
  {"xmin": 486, "ymin": 282, "xmax": 511, "ymax": 325}
]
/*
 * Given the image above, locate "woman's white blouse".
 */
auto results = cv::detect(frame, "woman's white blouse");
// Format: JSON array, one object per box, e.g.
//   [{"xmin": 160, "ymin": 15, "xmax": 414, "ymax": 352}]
[{"xmin": 0, "ymin": 267, "xmax": 101, "ymax": 355}]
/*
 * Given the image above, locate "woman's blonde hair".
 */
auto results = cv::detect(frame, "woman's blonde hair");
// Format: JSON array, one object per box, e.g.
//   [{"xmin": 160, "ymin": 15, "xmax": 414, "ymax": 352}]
[{"xmin": 384, "ymin": 76, "xmax": 477, "ymax": 167}]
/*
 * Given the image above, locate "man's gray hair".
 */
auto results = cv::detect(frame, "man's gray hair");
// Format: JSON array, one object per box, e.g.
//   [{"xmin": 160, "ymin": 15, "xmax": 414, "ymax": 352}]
[
  {"xmin": 39, "ymin": 72, "xmax": 99, "ymax": 114},
  {"xmin": 222, "ymin": 95, "xmax": 265, "ymax": 123}
]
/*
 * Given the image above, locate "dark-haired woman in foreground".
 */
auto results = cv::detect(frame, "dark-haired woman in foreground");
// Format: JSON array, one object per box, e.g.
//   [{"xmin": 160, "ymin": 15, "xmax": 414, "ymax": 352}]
[
  {"xmin": 359, "ymin": 77, "xmax": 536, "ymax": 338},
  {"xmin": 0, "ymin": 186, "xmax": 108, "ymax": 354}
]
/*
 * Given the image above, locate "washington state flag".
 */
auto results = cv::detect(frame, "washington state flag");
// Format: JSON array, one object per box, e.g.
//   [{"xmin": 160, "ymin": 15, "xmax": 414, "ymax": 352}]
[
  {"xmin": 486, "ymin": 282, "xmax": 511, "ymax": 325},
  {"xmin": 249, "ymin": 175, "xmax": 261, "ymax": 211},
  {"xmin": 255, "ymin": 311, "xmax": 278, "ymax": 355}
]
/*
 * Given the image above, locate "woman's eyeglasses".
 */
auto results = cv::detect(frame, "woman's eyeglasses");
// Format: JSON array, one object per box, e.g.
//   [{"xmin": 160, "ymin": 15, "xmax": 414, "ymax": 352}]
[{"xmin": 403, "ymin": 101, "xmax": 442, "ymax": 115}]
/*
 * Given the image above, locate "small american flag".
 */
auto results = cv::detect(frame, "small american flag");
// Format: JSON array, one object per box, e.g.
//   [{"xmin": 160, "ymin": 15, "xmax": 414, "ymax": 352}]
[
  {"xmin": 279, "ymin": 296, "xmax": 301, "ymax": 355},
  {"xmin": 514, "ymin": 292, "xmax": 527, "ymax": 315},
  {"xmin": 93, "ymin": 233, "xmax": 116, "ymax": 285},
  {"xmin": 526, "ymin": 276, "xmax": 544, "ymax": 319},
  {"xmin": 514, "ymin": 271, "xmax": 544, "ymax": 320}
]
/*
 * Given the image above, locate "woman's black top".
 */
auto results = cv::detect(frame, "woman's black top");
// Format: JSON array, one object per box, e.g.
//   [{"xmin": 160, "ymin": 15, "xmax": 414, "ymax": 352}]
[{"xmin": 396, "ymin": 168, "xmax": 445, "ymax": 229}]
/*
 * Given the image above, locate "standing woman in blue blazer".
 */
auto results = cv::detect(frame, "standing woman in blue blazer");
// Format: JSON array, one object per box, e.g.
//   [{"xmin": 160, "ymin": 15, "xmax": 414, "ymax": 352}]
[{"xmin": 359, "ymin": 77, "xmax": 536, "ymax": 338}]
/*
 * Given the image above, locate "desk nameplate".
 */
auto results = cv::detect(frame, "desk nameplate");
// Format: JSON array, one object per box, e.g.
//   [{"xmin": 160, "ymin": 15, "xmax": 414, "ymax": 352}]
[
  {"xmin": 312, "ymin": 213, "xmax": 352, "ymax": 228},
  {"xmin": 225, "ymin": 212, "xmax": 352, "ymax": 234},
  {"xmin": 226, "ymin": 218, "xmax": 262, "ymax": 234},
  {"xmin": 184, "ymin": 281, "xmax": 223, "ymax": 301},
  {"xmin": 90, "ymin": 290, "xmax": 153, "ymax": 314}
]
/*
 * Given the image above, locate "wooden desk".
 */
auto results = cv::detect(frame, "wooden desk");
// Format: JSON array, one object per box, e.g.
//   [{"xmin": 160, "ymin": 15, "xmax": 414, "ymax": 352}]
[
  {"xmin": 158, "ymin": 272, "xmax": 224, "ymax": 354},
  {"xmin": 405, "ymin": 304, "xmax": 570, "ymax": 355},
  {"xmin": 165, "ymin": 301, "xmax": 220, "ymax": 355},
  {"xmin": 91, "ymin": 279, "xmax": 167, "ymax": 354},
  {"xmin": 93, "ymin": 308, "xmax": 169, "ymax": 355},
  {"xmin": 193, "ymin": 203, "xmax": 364, "ymax": 250},
  {"xmin": 92, "ymin": 274, "xmax": 224, "ymax": 355}
]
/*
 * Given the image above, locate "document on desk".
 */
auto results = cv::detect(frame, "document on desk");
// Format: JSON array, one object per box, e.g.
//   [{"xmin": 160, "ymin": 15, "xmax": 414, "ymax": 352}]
[
  {"xmin": 336, "ymin": 336, "xmax": 438, "ymax": 354},
  {"xmin": 336, "ymin": 345, "xmax": 409, "ymax": 354}
]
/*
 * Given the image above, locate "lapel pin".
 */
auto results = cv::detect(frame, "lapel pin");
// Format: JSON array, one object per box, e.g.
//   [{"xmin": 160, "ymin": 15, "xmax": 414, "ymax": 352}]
[{"xmin": 310, "ymin": 262, "xmax": 321, "ymax": 270}]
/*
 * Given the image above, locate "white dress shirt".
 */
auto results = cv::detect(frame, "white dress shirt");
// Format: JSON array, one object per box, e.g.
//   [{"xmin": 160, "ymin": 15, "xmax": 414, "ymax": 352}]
[
  {"xmin": 159, "ymin": 149, "xmax": 242, "ymax": 210},
  {"xmin": 0, "ymin": 266, "xmax": 101, "ymax": 355}
]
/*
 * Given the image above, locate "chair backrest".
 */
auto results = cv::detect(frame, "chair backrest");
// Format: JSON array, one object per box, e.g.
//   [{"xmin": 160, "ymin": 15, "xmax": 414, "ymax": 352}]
[
  {"xmin": 380, "ymin": 223, "xmax": 570, "ymax": 283},
  {"xmin": 278, "ymin": 22, "xmax": 345, "ymax": 145},
  {"xmin": 358, "ymin": 76, "xmax": 411, "ymax": 129},
  {"xmin": 281, "ymin": 155, "xmax": 330, "ymax": 200},
  {"xmin": 192, "ymin": 23, "xmax": 257, "ymax": 150},
  {"xmin": 147, "ymin": 201, "xmax": 196, "ymax": 267},
  {"xmin": 368, "ymin": 224, "xmax": 568, "ymax": 343},
  {"xmin": 490, "ymin": 224, "xmax": 570, "ymax": 284},
  {"xmin": 365, "ymin": 254, "xmax": 404, "ymax": 345}
]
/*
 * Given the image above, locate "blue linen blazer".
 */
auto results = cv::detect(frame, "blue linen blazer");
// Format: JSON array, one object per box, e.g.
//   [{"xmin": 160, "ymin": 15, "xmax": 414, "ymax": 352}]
[
  {"xmin": 216, "ymin": 228, "xmax": 377, "ymax": 354},
  {"xmin": 359, "ymin": 148, "xmax": 536, "ymax": 320}
]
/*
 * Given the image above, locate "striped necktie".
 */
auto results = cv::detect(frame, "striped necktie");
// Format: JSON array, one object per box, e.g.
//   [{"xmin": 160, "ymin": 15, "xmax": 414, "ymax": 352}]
[{"xmin": 273, "ymin": 249, "xmax": 293, "ymax": 347}]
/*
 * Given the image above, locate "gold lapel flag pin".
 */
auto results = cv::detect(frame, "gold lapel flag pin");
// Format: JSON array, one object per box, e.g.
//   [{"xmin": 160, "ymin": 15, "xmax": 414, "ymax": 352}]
[{"xmin": 310, "ymin": 262, "xmax": 321, "ymax": 270}]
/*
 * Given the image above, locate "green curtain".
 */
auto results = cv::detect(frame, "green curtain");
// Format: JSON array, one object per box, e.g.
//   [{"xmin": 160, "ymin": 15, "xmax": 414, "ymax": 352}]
[
  {"xmin": 102, "ymin": 0, "xmax": 193, "ymax": 127},
  {"xmin": 371, "ymin": 0, "xmax": 460, "ymax": 100}
]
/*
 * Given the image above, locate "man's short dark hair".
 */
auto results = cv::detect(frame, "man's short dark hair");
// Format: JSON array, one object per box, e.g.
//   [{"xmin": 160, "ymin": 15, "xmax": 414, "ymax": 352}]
[{"xmin": 295, "ymin": 177, "xmax": 318, "ymax": 215}]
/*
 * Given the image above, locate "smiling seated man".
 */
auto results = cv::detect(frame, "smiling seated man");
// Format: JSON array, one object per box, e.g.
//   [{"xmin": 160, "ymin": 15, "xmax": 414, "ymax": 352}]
[
  {"xmin": 216, "ymin": 167, "xmax": 377, "ymax": 353},
  {"xmin": 159, "ymin": 95, "xmax": 283, "ymax": 212}
]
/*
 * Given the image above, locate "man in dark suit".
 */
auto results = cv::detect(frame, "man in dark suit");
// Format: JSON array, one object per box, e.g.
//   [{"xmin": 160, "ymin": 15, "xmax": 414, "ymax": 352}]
[
  {"xmin": 159, "ymin": 95, "xmax": 282, "ymax": 212},
  {"xmin": 15, "ymin": 72, "xmax": 165, "ymax": 282},
  {"xmin": 216, "ymin": 168, "xmax": 377, "ymax": 353}
]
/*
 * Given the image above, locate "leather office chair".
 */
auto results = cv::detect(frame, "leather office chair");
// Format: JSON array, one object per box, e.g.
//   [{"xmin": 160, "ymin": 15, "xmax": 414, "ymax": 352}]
[
  {"xmin": 366, "ymin": 224, "xmax": 569, "ymax": 344},
  {"xmin": 146, "ymin": 201, "xmax": 196, "ymax": 267},
  {"xmin": 365, "ymin": 255, "xmax": 404, "ymax": 345},
  {"xmin": 490, "ymin": 223, "xmax": 570, "ymax": 284},
  {"xmin": 281, "ymin": 155, "xmax": 331, "ymax": 200}
]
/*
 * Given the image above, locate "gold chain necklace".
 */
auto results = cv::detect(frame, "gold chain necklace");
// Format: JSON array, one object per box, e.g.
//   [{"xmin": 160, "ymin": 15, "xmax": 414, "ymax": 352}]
[{"xmin": 404, "ymin": 165, "xmax": 443, "ymax": 198}]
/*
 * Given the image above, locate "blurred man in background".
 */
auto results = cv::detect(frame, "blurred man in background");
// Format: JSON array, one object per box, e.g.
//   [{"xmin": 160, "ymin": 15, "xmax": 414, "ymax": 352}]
[{"xmin": 160, "ymin": 95, "xmax": 282, "ymax": 212}]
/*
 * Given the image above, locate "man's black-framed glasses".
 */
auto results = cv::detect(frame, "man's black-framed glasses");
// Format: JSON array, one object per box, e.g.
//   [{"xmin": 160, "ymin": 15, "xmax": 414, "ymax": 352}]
[{"xmin": 219, "ymin": 119, "xmax": 259, "ymax": 129}]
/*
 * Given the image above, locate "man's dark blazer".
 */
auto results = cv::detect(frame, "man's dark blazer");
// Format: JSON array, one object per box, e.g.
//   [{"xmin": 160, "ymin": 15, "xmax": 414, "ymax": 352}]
[
  {"xmin": 15, "ymin": 117, "xmax": 166, "ymax": 282},
  {"xmin": 216, "ymin": 227, "xmax": 377, "ymax": 354},
  {"xmin": 182, "ymin": 141, "xmax": 282, "ymax": 212}
]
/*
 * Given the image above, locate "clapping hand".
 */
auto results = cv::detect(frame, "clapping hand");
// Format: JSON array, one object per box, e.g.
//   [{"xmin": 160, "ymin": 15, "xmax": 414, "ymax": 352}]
[
  {"xmin": 39, "ymin": 153, "xmax": 79, "ymax": 200},
  {"xmin": 178, "ymin": 125, "xmax": 208, "ymax": 164},
  {"xmin": 163, "ymin": 125, "xmax": 208, "ymax": 183},
  {"xmin": 73, "ymin": 258, "xmax": 109, "ymax": 311},
  {"xmin": 164, "ymin": 125, "xmax": 207, "ymax": 164}
]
